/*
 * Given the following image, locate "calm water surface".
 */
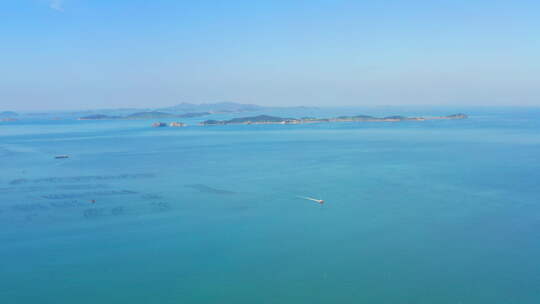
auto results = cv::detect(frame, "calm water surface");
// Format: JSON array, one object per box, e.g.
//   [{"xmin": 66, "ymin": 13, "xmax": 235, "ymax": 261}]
[{"xmin": 1, "ymin": 107, "xmax": 539, "ymax": 303}]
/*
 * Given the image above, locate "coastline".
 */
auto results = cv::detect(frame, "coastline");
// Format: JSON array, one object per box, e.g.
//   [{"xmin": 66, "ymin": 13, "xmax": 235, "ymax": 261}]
[{"xmin": 198, "ymin": 113, "xmax": 468, "ymax": 126}]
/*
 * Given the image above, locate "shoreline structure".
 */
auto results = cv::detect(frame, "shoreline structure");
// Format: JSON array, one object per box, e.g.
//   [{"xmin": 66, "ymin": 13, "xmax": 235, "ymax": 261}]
[{"xmin": 197, "ymin": 113, "xmax": 468, "ymax": 126}]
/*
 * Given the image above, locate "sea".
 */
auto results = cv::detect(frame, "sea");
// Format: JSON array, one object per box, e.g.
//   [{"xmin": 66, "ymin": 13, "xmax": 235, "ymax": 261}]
[{"xmin": 1, "ymin": 106, "xmax": 539, "ymax": 303}]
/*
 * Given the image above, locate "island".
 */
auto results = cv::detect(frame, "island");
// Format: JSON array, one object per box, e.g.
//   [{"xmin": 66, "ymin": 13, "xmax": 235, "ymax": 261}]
[
  {"xmin": 152, "ymin": 122, "xmax": 168, "ymax": 127},
  {"xmin": 0, "ymin": 111, "xmax": 18, "ymax": 118},
  {"xmin": 151, "ymin": 121, "xmax": 188, "ymax": 127},
  {"xmin": 169, "ymin": 122, "xmax": 187, "ymax": 127},
  {"xmin": 0, "ymin": 111, "xmax": 18, "ymax": 121},
  {"xmin": 200, "ymin": 113, "xmax": 468, "ymax": 126},
  {"xmin": 78, "ymin": 114, "xmax": 122, "ymax": 120},
  {"xmin": 79, "ymin": 111, "xmax": 210, "ymax": 120}
]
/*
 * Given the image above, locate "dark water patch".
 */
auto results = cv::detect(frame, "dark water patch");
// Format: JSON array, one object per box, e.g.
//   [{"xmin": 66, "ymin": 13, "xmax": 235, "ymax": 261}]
[
  {"xmin": 11, "ymin": 203, "xmax": 49, "ymax": 212},
  {"xmin": 9, "ymin": 173, "xmax": 154, "ymax": 185},
  {"xmin": 34, "ymin": 173, "xmax": 155, "ymax": 183},
  {"xmin": 141, "ymin": 193, "xmax": 164, "ymax": 200},
  {"xmin": 49, "ymin": 200, "xmax": 87, "ymax": 208},
  {"xmin": 111, "ymin": 207, "xmax": 124, "ymax": 216},
  {"xmin": 185, "ymin": 184, "xmax": 235, "ymax": 195},
  {"xmin": 227, "ymin": 205, "xmax": 251, "ymax": 212},
  {"xmin": 56, "ymin": 184, "xmax": 109, "ymax": 190},
  {"xmin": 151, "ymin": 202, "xmax": 171, "ymax": 212},
  {"xmin": 0, "ymin": 147, "xmax": 16, "ymax": 157},
  {"xmin": 0, "ymin": 186, "xmax": 45, "ymax": 193},
  {"xmin": 9, "ymin": 179, "xmax": 28, "ymax": 185},
  {"xmin": 24, "ymin": 214, "xmax": 39, "ymax": 222},
  {"xmin": 42, "ymin": 190, "xmax": 137, "ymax": 200},
  {"xmin": 83, "ymin": 208, "xmax": 106, "ymax": 219}
]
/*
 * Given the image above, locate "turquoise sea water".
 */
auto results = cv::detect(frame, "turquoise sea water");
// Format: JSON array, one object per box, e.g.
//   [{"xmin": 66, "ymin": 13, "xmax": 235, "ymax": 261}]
[{"xmin": 1, "ymin": 107, "xmax": 540, "ymax": 303}]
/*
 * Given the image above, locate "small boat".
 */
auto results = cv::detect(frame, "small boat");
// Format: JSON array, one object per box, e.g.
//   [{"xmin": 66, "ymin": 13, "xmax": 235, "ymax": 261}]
[
  {"xmin": 55, "ymin": 155, "xmax": 70, "ymax": 159},
  {"xmin": 298, "ymin": 196, "xmax": 324, "ymax": 204},
  {"xmin": 152, "ymin": 122, "xmax": 167, "ymax": 128}
]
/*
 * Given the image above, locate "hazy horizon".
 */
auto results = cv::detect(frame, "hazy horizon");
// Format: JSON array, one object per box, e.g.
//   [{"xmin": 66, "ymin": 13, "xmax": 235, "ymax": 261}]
[
  {"xmin": 5, "ymin": 101, "xmax": 540, "ymax": 114},
  {"xmin": 2, "ymin": 1, "xmax": 539, "ymax": 111}
]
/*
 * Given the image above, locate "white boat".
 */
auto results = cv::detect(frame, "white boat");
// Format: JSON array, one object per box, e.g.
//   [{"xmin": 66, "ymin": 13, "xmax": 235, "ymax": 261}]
[{"xmin": 298, "ymin": 196, "xmax": 324, "ymax": 204}]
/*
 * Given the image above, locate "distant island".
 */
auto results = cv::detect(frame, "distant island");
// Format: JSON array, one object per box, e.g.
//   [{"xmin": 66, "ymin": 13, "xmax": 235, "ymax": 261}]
[
  {"xmin": 200, "ymin": 113, "xmax": 468, "ymax": 126},
  {"xmin": 0, "ymin": 111, "xmax": 19, "ymax": 122},
  {"xmin": 78, "ymin": 114, "xmax": 122, "ymax": 120},
  {"xmin": 157, "ymin": 101, "xmax": 313, "ymax": 113},
  {"xmin": 7, "ymin": 102, "xmax": 302, "ymax": 121},
  {"xmin": 159, "ymin": 102, "xmax": 266, "ymax": 113},
  {"xmin": 152, "ymin": 121, "xmax": 187, "ymax": 127},
  {"xmin": 0, "ymin": 111, "xmax": 19, "ymax": 121},
  {"xmin": 0, "ymin": 111, "xmax": 18, "ymax": 118},
  {"xmin": 75, "ymin": 101, "xmax": 312, "ymax": 120},
  {"xmin": 79, "ymin": 111, "xmax": 210, "ymax": 120},
  {"xmin": 75, "ymin": 102, "xmax": 312, "ymax": 120}
]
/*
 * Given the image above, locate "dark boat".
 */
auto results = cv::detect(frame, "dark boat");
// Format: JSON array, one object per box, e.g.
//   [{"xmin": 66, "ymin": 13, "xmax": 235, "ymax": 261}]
[{"xmin": 152, "ymin": 122, "xmax": 168, "ymax": 127}]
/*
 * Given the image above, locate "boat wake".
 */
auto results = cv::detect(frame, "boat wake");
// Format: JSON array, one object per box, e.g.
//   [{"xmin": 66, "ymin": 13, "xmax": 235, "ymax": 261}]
[{"xmin": 297, "ymin": 196, "xmax": 324, "ymax": 204}]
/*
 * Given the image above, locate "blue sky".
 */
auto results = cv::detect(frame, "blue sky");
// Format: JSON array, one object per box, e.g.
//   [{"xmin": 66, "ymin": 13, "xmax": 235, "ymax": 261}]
[{"xmin": 1, "ymin": 0, "xmax": 539, "ymax": 110}]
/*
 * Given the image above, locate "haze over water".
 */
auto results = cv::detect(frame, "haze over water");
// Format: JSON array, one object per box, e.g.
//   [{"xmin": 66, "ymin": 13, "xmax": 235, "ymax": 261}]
[{"xmin": 1, "ymin": 107, "xmax": 539, "ymax": 303}]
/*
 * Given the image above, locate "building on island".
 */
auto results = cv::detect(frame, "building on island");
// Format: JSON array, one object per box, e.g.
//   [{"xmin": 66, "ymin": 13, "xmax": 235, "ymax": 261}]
[{"xmin": 169, "ymin": 122, "xmax": 187, "ymax": 127}]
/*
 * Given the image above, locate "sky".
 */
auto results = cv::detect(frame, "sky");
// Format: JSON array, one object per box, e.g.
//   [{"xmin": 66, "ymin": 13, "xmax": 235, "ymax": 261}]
[{"xmin": 1, "ymin": 0, "xmax": 539, "ymax": 111}]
